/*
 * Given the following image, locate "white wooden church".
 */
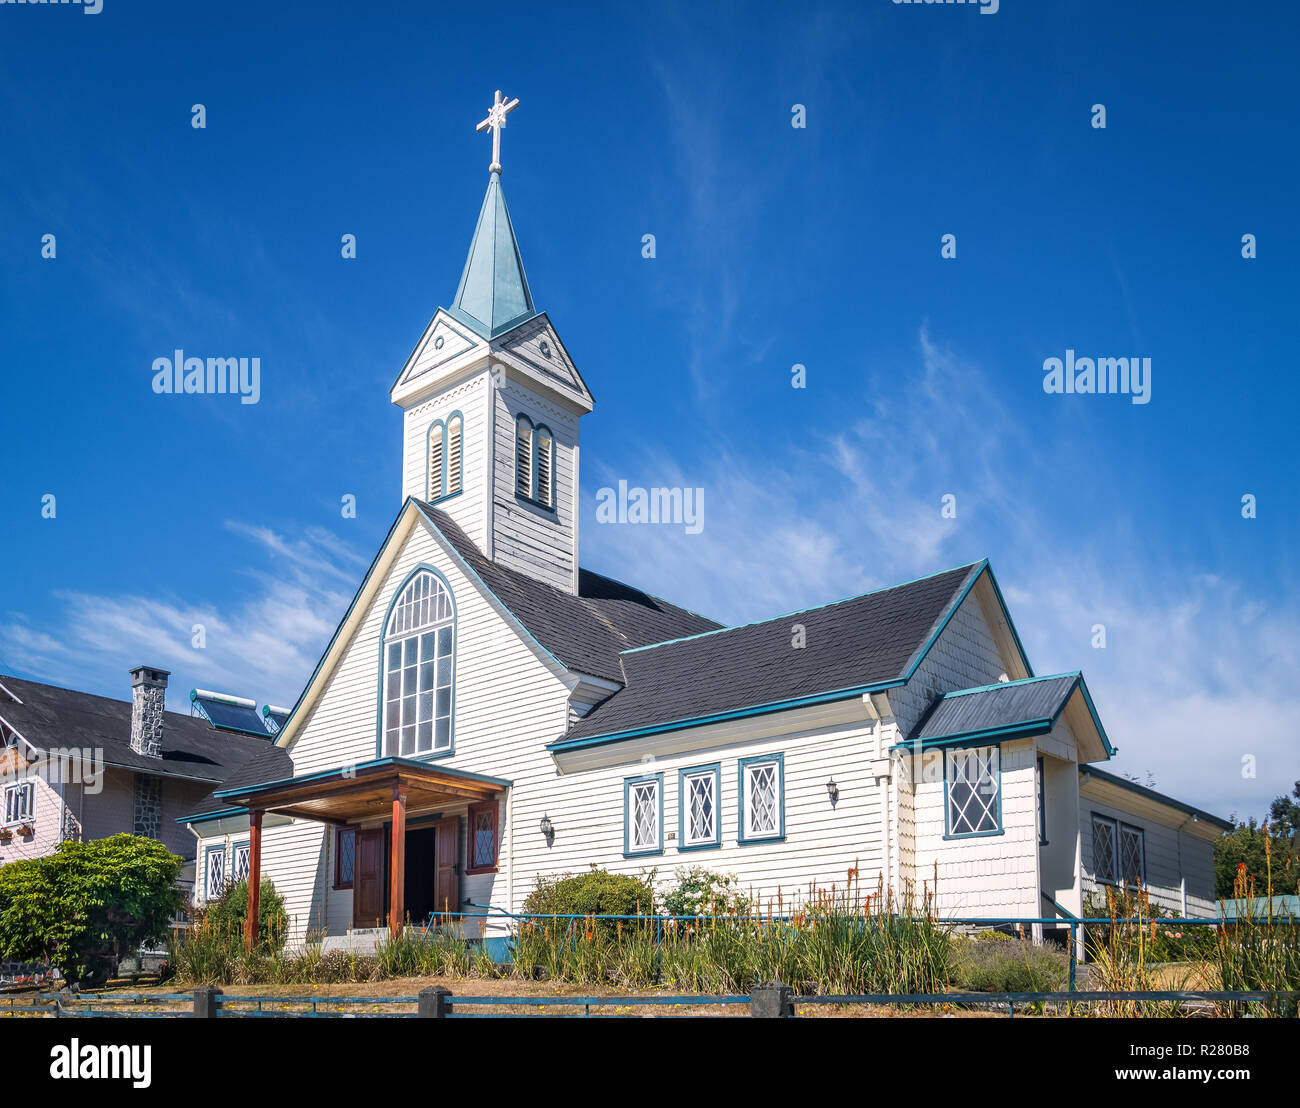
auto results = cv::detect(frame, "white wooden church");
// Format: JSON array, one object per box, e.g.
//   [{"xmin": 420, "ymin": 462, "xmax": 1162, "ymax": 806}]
[{"xmin": 179, "ymin": 94, "xmax": 1228, "ymax": 952}]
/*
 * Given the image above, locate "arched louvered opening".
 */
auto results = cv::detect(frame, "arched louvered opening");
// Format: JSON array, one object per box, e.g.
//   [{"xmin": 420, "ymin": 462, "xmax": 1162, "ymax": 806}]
[
  {"xmin": 446, "ymin": 414, "xmax": 463, "ymax": 496},
  {"xmin": 427, "ymin": 421, "xmax": 445, "ymax": 500},
  {"xmin": 382, "ymin": 569, "xmax": 455, "ymax": 757},
  {"xmin": 515, "ymin": 414, "xmax": 533, "ymax": 498},
  {"xmin": 535, "ymin": 426, "xmax": 554, "ymax": 507}
]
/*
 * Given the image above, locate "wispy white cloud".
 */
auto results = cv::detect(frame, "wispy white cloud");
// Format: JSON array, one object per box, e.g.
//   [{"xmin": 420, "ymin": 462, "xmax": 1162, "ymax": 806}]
[
  {"xmin": 0, "ymin": 523, "xmax": 360, "ymax": 712},
  {"xmin": 583, "ymin": 325, "xmax": 1299, "ymax": 820}
]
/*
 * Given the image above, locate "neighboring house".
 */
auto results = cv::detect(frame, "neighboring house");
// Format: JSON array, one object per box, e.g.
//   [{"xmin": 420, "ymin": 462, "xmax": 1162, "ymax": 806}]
[
  {"xmin": 176, "ymin": 125, "xmax": 1233, "ymax": 955},
  {"xmin": 0, "ymin": 668, "xmax": 280, "ymax": 895}
]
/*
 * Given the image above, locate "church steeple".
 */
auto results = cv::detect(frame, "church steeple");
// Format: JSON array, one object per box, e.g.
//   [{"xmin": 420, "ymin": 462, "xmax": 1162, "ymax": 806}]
[
  {"xmin": 391, "ymin": 89, "xmax": 594, "ymax": 595},
  {"xmin": 448, "ymin": 171, "xmax": 537, "ymax": 339}
]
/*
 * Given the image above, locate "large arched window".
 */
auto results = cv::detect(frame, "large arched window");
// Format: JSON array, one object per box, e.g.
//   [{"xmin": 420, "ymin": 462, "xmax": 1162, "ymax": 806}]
[
  {"xmin": 426, "ymin": 412, "xmax": 464, "ymax": 502},
  {"xmin": 382, "ymin": 570, "xmax": 454, "ymax": 757}
]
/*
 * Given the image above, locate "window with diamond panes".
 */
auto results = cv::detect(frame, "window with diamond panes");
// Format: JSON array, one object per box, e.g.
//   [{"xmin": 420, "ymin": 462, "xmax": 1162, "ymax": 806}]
[
  {"xmin": 467, "ymin": 801, "xmax": 498, "ymax": 873},
  {"xmin": 742, "ymin": 759, "xmax": 781, "ymax": 840},
  {"xmin": 205, "ymin": 847, "xmax": 225, "ymax": 899},
  {"xmin": 382, "ymin": 570, "xmax": 454, "ymax": 757},
  {"xmin": 232, "ymin": 842, "xmax": 250, "ymax": 883},
  {"xmin": 1119, "ymin": 824, "xmax": 1145, "ymax": 885},
  {"xmin": 627, "ymin": 778, "xmax": 661, "ymax": 854},
  {"xmin": 682, "ymin": 768, "xmax": 718, "ymax": 847},
  {"xmin": 1092, "ymin": 816, "xmax": 1118, "ymax": 883},
  {"xmin": 335, "ymin": 828, "xmax": 355, "ymax": 889},
  {"xmin": 946, "ymin": 746, "xmax": 1001, "ymax": 836}
]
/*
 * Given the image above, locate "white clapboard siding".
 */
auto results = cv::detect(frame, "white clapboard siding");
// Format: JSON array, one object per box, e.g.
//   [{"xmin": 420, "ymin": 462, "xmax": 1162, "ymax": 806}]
[
  {"xmin": 519, "ymin": 719, "xmax": 889, "ymax": 913},
  {"xmin": 1079, "ymin": 796, "xmax": 1218, "ymax": 917},
  {"xmin": 250, "ymin": 512, "xmax": 571, "ymax": 940},
  {"xmin": 908, "ymin": 737, "xmax": 1040, "ymax": 917},
  {"xmin": 490, "ymin": 378, "xmax": 578, "ymax": 591},
  {"xmin": 889, "ymin": 588, "xmax": 1039, "ymax": 916},
  {"xmin": 402, "ymin": 370, "xmax": 491, "ymax": 548}
]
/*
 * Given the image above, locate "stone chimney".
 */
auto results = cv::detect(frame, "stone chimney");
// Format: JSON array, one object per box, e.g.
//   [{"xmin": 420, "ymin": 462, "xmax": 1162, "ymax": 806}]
[{"xmin": 129, "ymin": 665, "xmax": 169, "ymax": 759}]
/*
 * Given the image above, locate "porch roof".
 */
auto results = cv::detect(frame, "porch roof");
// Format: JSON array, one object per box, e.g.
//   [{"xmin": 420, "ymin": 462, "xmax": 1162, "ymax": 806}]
[{"xmin": 209, "ymin": 756, "xmax": 511, "ymax": 825}]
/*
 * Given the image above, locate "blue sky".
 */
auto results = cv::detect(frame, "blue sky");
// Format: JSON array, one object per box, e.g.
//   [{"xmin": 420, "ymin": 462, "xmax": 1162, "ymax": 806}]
[{"xmin": 1, "ymin": 0, "xmax": 1296, "ymax": 819}]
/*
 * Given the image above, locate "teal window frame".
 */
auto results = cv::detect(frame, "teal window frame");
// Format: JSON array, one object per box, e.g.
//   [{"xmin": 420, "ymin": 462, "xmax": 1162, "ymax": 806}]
[
  {"xmin": 678, "ymin": 762, "xmax": 721, "ymax": 851},
  {"xmin": 1091, "ymin": 813, "xmax": 1119, "ymax": 883},
  {"xmin": 203, "ymin": 844, "xmax": 226, "ymax": 900},
  {"xmin": 623, "ymin": 771, "xmax": 664, "ymax": 858},
  {"xmin": 376, "ymin": 565, "xmax": 457, "ymax": 762},
  {"xmin": 737, "ymin": 753, "xmax": 785, "ymax": 844},
  {"xmin": 425, "ymin": 410, "xmax": 464, "ymax": 505},
  {"xmin": 943, "ymin": 745, "xmax": 1004, "ymax": 839},
  {"xmin": 334, "ymin": 827, "xmax": 356, "ymax": 890},
  {"xmin": 513, "ymin": 412, "xmax": 556, "ymax": 512},
  {"xmin": 1119, "ymin": 821, "xmax": 1145, "ymax": 885},
  {"xmin": 232, "ymin": 839, "xmax": 250, "ymax": 884}
]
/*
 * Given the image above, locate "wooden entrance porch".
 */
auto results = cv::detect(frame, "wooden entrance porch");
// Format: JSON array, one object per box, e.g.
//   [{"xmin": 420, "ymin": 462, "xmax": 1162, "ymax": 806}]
[{"xmin": 213, "ymin": 756, "xmax": 510, "ymax": 948}]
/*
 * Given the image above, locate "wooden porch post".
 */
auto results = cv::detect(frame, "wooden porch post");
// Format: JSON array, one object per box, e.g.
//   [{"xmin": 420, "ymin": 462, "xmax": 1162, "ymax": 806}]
[
  {"xmin": 389, "ymin": 785, "xmax": 407, "ymax": 935},
  {"xmin": 245, "ymin": 809, "xmax": 263, "ymax": 951}
]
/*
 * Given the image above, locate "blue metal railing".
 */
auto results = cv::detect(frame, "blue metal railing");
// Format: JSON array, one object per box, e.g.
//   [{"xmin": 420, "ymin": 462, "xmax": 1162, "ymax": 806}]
[{"xmin": 416, "ymin": 904, "xmax": 1297, "ymax": 996}]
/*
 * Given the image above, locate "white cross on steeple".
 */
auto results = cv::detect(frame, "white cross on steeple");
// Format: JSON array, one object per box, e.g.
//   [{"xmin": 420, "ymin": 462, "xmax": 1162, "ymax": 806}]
[{"xmin": 476, "ymin": 89, "xmax": 520, "ymax": 175}]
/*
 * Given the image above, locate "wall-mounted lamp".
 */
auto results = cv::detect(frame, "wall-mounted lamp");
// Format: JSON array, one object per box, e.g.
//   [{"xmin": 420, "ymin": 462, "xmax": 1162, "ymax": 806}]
[
  {"xmin": 826, "ymin": 778, "xmax": 839, "ymax": 804},
  {"xmin": 539, "ymin": 814, "xmax": 554, "ymax": 838}
]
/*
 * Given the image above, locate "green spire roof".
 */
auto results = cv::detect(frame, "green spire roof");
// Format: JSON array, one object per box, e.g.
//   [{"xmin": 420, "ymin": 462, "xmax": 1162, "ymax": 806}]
[{"xmin": 449, "ymin": 170, "xmax": 537, "ymax": 339}]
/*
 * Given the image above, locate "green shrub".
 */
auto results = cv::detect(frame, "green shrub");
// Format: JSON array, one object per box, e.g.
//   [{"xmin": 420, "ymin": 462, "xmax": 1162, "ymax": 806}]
[
  {"xmin": 203, "ymin": 878, "xmax": 289, "ymax": 953},
  {"xmin": 950, "ymin": 931, "xmax": 1068, "ymax": 993},
  {"xmin": 660, "ymin": 866, "xmax": 750, "ymax": 918},
  {"xmin": 522, "ymin": 866, "xmax": 655, "ymax": 921},
  {"xmin": 0, "ymin": 833, "xmax": 183, "ymax": 984}
]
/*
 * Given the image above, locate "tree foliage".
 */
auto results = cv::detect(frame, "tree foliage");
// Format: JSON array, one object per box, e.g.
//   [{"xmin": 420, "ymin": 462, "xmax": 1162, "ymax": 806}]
[
  {"xmin": 0, "ymin": 834, "xmax": 183, "ymax": 982},
  {"xmin": 199, "ymin": 877, "xmax": 289, "ymax": 953},
  {"xmin": 1214, "ymin": 819, "xmax": 1298, "ymax": 899}
]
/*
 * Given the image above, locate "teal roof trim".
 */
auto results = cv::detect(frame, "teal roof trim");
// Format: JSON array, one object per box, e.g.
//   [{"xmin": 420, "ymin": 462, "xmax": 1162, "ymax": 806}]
[
  {"xmin": 450, "ymin": 170, "xmax": 538, "ymax": 339},
  {"xmin": 890, "ymin": 672, "xmax": 1115, "ymax": 758},
  {"xmin": 174, "ymin": 806, "xmax": 248, "ymax": 826},
  {"xmin": 941, "ymin": 672, "xmax": 1081, "ymax": 699},
  {"xmin": 1081, "ymin": 765, "xmax": 1231, "ymax": 830},
  {"xmin": 547, "ymin": 677, "xmax": 908, "ymax": 753},
  {"xmin": 213, "ymin": 756, "xmax": 513, "ymax": 804},
  {"xmin": 899, "ymin": 559, "xmax": 1034, "ymax": 684}
]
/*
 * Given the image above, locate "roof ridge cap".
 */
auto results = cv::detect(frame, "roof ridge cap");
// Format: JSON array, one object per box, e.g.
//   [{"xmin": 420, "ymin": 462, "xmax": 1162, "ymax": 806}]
[{"xmin": 621, "ymin": 559, "xmax": 985, "ymax": 657}]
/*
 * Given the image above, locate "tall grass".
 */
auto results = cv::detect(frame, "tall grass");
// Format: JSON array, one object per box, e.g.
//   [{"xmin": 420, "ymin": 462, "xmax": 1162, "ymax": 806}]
[
  {"xmin": 1213, "ymin": 829, "xmax": 1300, "ymax": 1016},
  {"xmin": 510, "ymin": 870, "xmax": 951, "ymax": 996},
  {"xmin": 1085, "ymin": 884, "xmax": 1186, "ymax": 1016}
]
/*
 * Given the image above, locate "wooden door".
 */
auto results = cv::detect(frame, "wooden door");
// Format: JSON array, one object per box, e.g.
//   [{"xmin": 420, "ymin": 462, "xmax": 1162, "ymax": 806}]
[
  {"xmin": 353, "ymin": 828, "xmax": 387, "ymax": 928},
  {"xmin": 434, "ymin": 819, "xmax": 460, "ymax": 920}
]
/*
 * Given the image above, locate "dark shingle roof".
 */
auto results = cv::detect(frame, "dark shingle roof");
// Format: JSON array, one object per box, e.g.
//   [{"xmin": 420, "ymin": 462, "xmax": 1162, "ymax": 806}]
[
  {"xmin": 557, "ymin": 561, "xmax": 984, "ymax": 744},
  {"xmin": 908, "ymin": 673, "xmax": 1082, "ymax": 745},
  {"xmin": 417, "ymin": 502, "xmax": 721, "ymax": 683},
  {"xmin": 181, "ymin": 743, "xmax": 295, "ymax": 819},
  {"xmin": 0, "ymin": 674, "xmax": 280, "ymax": 785}
]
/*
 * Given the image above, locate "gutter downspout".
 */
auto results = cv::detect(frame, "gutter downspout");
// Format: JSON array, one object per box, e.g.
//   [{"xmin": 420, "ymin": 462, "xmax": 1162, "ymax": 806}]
[{"xmin": 1176, "ymin": 813, "xmax": 1196, "ymax": 916}]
